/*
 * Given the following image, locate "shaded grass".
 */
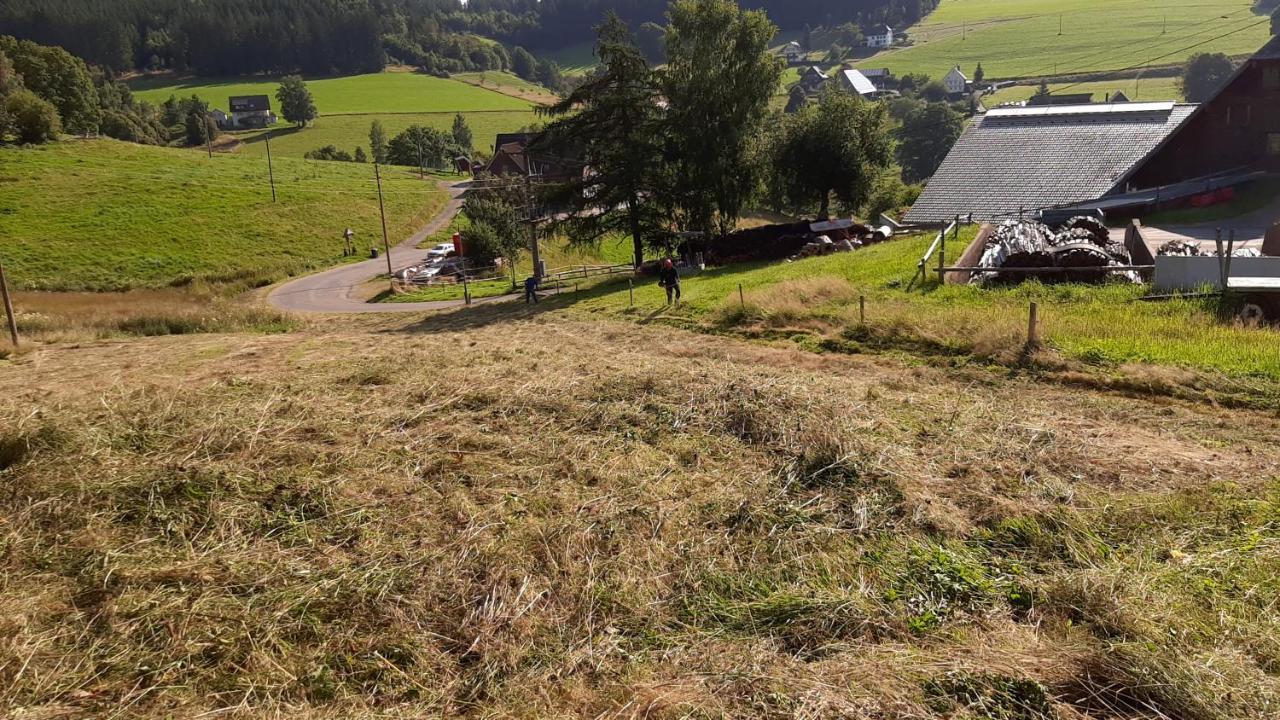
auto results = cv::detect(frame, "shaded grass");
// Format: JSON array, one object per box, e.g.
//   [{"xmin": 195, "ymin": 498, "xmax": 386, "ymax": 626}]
[
  {"xmin": 0, "ymin": 139, "xmax": 446, "ymax": 291},
  {"xmin": 1144, "ymin": 178, "xmax": 1280, "ymax": 226}
]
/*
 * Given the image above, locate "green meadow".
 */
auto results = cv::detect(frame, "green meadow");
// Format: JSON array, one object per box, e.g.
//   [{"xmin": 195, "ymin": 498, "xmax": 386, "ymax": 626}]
[
  {"xmin": 542, "ymin": 41, "xmax": 599, "ymax": 77},
  {"xmin": 869, "ymin": 0, "xmax": 1272, "ymax": 80},
  {"xmin": 0, "ymin": 139, "xmax": 447, "ymax": 292},
  {"xmin": 130, "ymin": 71, "xmax": 533, "ymax": 114}
]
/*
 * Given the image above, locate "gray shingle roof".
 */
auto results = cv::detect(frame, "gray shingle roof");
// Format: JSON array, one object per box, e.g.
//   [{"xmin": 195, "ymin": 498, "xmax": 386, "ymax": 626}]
[{"xmin": 905, "ymin": 102, "xmax": 1197, "ymax": 224}]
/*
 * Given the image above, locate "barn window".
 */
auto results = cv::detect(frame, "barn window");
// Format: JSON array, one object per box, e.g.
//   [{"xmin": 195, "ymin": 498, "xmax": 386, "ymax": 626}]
[
  {"xmin": 1269, "ymin": 133, "xmax": 1280, "ymax": 156},
  {"xmin": 1226, "ymin": 104, "xmax": 1252, "ymax": 125}
]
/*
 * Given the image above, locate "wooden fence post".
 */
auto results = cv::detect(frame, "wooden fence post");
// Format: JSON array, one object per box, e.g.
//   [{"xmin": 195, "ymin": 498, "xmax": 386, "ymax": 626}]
[
  {"xmin": 0, "ymin": 262, "xmax": 17, "ymax": 347},
  {"xmin": 629, "ymin": 278, "xmax": 634, "ymax": 306},
  {"xmin": 739, "ymin": 283, "xmax": 745, "ymax": 310},
  {"xmin": 859, "ymin": 295, "xmax": 865, "ymax": 324},
  {"xmin": 1027, "ymin": 302, "xmax": 1039, "ymax": 348}
]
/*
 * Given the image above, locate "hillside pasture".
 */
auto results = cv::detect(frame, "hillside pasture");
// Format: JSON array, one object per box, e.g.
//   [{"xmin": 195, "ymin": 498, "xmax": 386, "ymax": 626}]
[
  {"xmin": 542, "ymin": 41, "xmax": 599, "ymax": 77},
  {"xmin": 0, "ymin": 140, "xmax": 446, "ymax": 292},
  {"xmin": 230, "ymin": 110, "xmax": 540, "ymax": 161},
  {"xmin": 870, "ymin": 0, "xmax": 1272, "ymax": 80},
  {"xmin": 130, "ymin": 72, "xmax": 532, "ymax": 115}
]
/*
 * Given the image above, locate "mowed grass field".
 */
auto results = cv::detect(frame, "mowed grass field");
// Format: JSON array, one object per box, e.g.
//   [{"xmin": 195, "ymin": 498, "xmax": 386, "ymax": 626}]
[
  {"xmin": 0, "ymin": 139, "xmax": 446, "ymax": 291},
  {"xmin": 542, "ymin": 41, "xmax": 599, "ymax": 77},
  {"xmin": 986, "ymin": 75, "xmax": 1183, "ymax": 105},
  {"xmin": 871, "ymin": 0, "xmax": 1272, "ymax": 80},
  {"xmin": 231, "ymin": 110, "xmax": 540, "ymax": 161},
  {"xmin": 130, "ymin": 71, "xmax": 533, "ymax": 115}
]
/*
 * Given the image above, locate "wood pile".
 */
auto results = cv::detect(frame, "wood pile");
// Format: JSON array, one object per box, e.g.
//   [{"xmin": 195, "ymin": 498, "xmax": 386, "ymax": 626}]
[{"xmin": 974, "ymin": 217, "xmax": 1135, "ymax": 284}]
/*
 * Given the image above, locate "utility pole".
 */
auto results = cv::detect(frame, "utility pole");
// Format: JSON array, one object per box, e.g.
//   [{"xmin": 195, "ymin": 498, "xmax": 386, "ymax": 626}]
[
  {"xmin": 524, "ymin": 174, "xmax": 543, "ymax": 279},
  {"xmin": 265, "ymin": 130, "xmax": 277, "ymax": 202},
  {"xmin": 374, "ymin": 164, "xmax": 393, "ymax": 292},
  {"xmin": 0, "ymin": 261, "xmax": 18, "ymax": 347}
]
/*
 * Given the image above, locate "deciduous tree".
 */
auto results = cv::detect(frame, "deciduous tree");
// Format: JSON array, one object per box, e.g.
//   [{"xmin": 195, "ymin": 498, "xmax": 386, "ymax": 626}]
[
  {"xmin": 1181, "ymin": 52, "xmax": 1235, "ymax": 103},
  {"xmin": 767, "ymin": 88, "xmax": 892, "ymax": 218},
  {"xmin": 5, "ymin": 89, "xmax": 60, "ymax": 143},
  {"xmin": 369, "ymin": 120, "xmax": 387, "ymax": 164},
  {"xmin": 661, "ymin": 0, "xmax": 783, "ymax": 236},
  {"xmin": 276, "ymin": 75, "xmax": 317, "ymax": 128},
  {"xmin": 896, "ymin": 101, "xmax": 964, "ymax": 184}
]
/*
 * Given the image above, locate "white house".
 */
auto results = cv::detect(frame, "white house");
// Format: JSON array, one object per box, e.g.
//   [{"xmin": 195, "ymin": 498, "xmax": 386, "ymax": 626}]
[
  {"xmin": 783, "ymin": 41, "xmax": 804, "ymax": 63},
  {"xmin": 944, "ymin": 66, "xmax": 969, "ymax": 96},
  {"xmin": 228, "ymin": 95, "xmax": 277, "ymax": 129},
  {"xmin": 865, "ymin": 26, "xmax": 894, "ymax": 48}
]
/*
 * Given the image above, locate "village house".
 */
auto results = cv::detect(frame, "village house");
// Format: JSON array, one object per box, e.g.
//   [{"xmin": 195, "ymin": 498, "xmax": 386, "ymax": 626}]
[
  {"xmin": 227, "ymin": 95, "xmax": 276, "ymax": 129},
  {"xmin": 783, "ymin": 41, "xmax": 805, "ymax": 64},
  {"xmin": 943, "ymin": 67, "xmax": 968, "ymax": 98},
  {"xmin": 907, "ymin": 35, "xmax": 1280, "ymax": 224},
  {"xmin": 800, "ymin": 66, "xmax": 828, "ymax": 92},
  {"xmin": 484, "ymin": 133, "xmax": 576, "ymax": 180},
  {"xmin": 865, "ymin": 25, "xmax": 894, "ymax": 48}
]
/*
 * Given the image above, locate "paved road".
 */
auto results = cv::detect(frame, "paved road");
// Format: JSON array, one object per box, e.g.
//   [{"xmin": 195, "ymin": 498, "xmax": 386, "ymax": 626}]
[{"xmin": 268, "ymin": 180, "xmax": 515, "ymax": 314}]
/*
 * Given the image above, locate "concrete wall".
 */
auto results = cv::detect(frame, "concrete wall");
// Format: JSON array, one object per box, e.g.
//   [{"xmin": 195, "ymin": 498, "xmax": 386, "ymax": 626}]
[{"xmin": 1153, "ymin": 256, "xmax": 1280, "ymax": 292}]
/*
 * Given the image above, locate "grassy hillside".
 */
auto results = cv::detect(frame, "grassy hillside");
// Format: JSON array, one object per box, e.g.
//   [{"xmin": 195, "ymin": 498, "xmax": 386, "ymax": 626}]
[
  {"xmin": 451, "ymin": 71, "xmax": 559, "ymax": 104},
  {"xmin": 563, "ymin": 230, "xmax": 1280, "ymax": 385},
  {"xmin": 543, "ymin": 41, "xmax": 599, "ymax": 77},
  {"xmin": 3, "ymin": 312, "xmax": 1280, "ymax": 716},
  {"xmin": 231, "ymin": 110, "xmax": 540, "ymax": 161},
  {"xmin": 871, "ymin": 0, "xmax": 1272, "ymax": 80},
  {"xmin": 0, "ymin": 139, "xmax": 447, "ymax": 292},
  {"xmin": 130, "ymin": 72, "xmax": 533, "ymax": 115}
]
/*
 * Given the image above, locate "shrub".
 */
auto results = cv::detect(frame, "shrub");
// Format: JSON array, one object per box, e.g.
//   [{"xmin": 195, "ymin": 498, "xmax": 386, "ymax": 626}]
[{"xmin": 5, "ymin": 90, "xmax": 61, "ymax": 143}]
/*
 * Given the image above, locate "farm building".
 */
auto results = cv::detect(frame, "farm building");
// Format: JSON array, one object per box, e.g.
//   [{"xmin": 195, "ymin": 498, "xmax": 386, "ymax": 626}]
[
  {"xmin": 865, "ymin": 26, "xmax": 894, "ymax": 48},
  {"xmin": 800, "ymin": 66, "xmax": 828, "ymax": 91},
  {"xmin": 1124, "ymin": 35, "xmax": 1280, "ymax": 188},
  {"xmin": 783, "ymin": 41, "xmax": 804, "ymax": 63},
  {"xmin": 837, "ymin": 68, "xmax": 877, "ymax": 98},
  {"xmin": 227, "ymin": 95, "xmax": 276, "ymax": 129},
  {"xmin": 906, "ymin": 102, "xmax": 1198, "ymax": 223},
  {"xmin": 485, "ymin": 133, "xmax": 576, "ymax": 180},
  {"xmin": 907, "ymin": 36, "xmax": 1280, "ymax": 224},
  {"xmin": 860, "ymin": 67, "xmax": 893, "ymax": 89}
]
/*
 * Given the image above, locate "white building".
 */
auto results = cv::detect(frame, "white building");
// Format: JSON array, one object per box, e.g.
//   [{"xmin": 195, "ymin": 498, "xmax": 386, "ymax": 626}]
[
  {"xmin": 865, "ymin": 26, "xmax": 894, "ymax": 48},
  {"xmin": 783, "ymin": 41, "xmax": 804, "ymax": 63},
  {"xmin": 944, "ymin": 66, "xmax": 969, "ymax": 96},
  {"xmin": 838, "ymin": 68, "xmax": 877, "ymax": 97}
]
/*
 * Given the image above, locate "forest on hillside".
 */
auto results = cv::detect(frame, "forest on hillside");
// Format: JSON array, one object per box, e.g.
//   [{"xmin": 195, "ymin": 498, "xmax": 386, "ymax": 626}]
[{"xmin": 0, "ymin": 0, "xmax": 939, "ymax": 77}]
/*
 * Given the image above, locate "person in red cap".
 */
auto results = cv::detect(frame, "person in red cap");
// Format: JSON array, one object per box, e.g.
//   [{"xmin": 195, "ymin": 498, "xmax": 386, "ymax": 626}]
[{"xmin": 657, "ymin": 258, "xmax": 681, "ymax": 305}]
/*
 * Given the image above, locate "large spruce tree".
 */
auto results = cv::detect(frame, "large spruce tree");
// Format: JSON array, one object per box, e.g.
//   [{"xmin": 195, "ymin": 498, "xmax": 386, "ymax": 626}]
[{"xmin": 534, "ymin": 13, "xmax": 667, "ymax": 268}]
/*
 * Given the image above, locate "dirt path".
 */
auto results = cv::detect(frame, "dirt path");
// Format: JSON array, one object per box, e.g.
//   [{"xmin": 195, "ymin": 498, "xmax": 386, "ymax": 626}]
[{"xmin": 266, "ymin": 180, "xmax": 515, "ymax": 314}]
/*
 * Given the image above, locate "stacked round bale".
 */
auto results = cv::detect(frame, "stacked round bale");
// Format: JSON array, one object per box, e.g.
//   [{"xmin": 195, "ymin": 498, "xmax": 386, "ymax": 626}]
[{"xmin": 975, "ymin": 217, "xmax": 1135, "ymax": 284}]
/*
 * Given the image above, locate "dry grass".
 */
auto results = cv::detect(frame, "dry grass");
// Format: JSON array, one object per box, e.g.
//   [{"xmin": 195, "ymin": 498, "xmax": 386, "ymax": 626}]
[
  {"xmin": 8, "ymin": 289, "xmax": 297, "ymax": 345},
  {"xmin": 2, "ymin": 315, "xmax": 1279, "ymax": 717}
]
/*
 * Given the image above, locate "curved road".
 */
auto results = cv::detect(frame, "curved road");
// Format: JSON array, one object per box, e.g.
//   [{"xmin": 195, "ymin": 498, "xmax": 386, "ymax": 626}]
[{"xmin": 268, "ymin": 180, "xmax": 514, "ymax": 313}]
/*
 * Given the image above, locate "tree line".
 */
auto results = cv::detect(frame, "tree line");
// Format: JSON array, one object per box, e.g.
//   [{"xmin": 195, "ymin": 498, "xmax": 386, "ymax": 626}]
[
  {"xmin": 451, "ymin": 0, "xmax": 949, "ymax": 273},
  {"xmin": 0, "ymin": 0, "xmax": 938, "ymax": 79}
]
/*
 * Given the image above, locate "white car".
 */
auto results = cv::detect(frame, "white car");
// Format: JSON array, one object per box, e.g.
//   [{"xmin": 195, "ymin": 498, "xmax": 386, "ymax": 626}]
[{"xmin": 426, "ymin": 242, "xmax": 456, "ymax": 260}]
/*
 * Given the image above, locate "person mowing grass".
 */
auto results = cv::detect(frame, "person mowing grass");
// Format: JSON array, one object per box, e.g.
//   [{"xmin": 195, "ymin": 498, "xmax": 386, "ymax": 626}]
[{"xmin": 658, "ymin": 258, "xmax": 681, "ymax": 305}]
